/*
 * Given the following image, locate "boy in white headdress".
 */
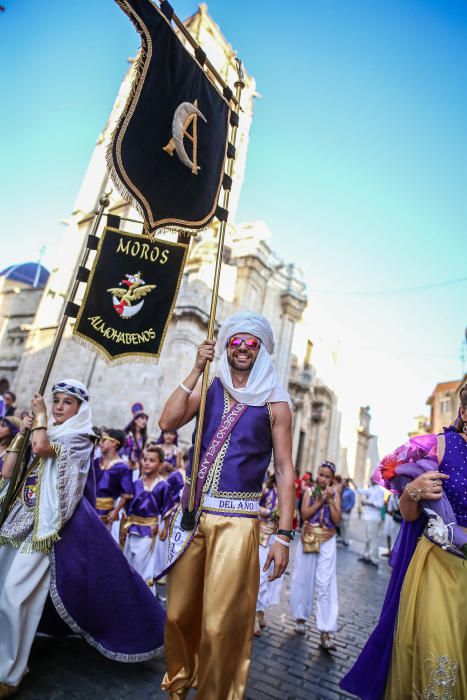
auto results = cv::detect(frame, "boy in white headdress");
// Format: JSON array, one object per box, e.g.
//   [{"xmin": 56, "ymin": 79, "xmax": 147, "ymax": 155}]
[
  {"xmin": 158, "ymin": 311, "xmax": 295, "ymax": 700},
  {"xmin": 0, "ymin": 379, "xmax": 165, "ymax": 698}
]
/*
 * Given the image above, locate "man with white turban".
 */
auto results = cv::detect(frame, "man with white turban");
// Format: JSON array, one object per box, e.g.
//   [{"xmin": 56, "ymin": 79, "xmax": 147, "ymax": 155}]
[{"xmin": 159, "ymin": 311, "xmax": 295, "ymax": 700}]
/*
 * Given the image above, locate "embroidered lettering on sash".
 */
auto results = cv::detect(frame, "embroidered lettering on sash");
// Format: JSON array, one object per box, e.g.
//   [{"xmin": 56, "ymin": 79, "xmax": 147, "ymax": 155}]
[{"xmin": 181, "ymin": 401, "xmax": 248, "ymax": 511}]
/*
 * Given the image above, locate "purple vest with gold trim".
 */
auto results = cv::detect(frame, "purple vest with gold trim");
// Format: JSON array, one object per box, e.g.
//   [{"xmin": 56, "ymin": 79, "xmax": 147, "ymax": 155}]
[{"xmin": 187, "ymin": 378, "xmax": 273, "ymax": 501}]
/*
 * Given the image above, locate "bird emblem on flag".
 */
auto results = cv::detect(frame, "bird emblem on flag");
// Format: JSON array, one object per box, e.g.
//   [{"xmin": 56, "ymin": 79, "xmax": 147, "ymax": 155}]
[{"xmin": 107, "ymin": 272, "xmax": 156, "ymax": 318}]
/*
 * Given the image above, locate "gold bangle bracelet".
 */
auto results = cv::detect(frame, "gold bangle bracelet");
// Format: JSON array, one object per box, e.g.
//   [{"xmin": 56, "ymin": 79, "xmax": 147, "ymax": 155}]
[{"xmin": 32, "ymin": 413, "xmax": 48, "ymax": 431}]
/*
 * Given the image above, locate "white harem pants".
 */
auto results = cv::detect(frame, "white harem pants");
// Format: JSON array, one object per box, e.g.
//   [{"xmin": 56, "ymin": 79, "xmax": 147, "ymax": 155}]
[
  {"xmin": 289, "ymin": 536, "xmax": 338, "ymax": 632},
  {"xmin": 123, "ymin": 533, "xmax": 156, "ymax": 582},
  {"xmin": 0, "ymin": 545, "xmax": 51, "ymax": 686}
]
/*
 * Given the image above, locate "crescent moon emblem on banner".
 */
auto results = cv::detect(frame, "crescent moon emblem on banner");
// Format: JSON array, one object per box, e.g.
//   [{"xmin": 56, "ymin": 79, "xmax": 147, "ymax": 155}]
[{"xmin": 163, "ymin": 101, "xmax": 207, "ymax": 174}]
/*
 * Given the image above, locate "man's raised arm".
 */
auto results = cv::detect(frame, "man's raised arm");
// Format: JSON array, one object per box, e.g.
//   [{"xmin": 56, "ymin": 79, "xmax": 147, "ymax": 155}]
[{"xmin": 159, "ymin": 339, "xmax": 216, "ymax": 431}]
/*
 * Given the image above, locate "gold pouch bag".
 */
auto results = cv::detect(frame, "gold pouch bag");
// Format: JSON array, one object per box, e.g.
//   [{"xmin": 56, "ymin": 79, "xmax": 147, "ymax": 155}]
[{"xmin": 301, "ymin": 510, "xmax": 335, "ymax": 553}]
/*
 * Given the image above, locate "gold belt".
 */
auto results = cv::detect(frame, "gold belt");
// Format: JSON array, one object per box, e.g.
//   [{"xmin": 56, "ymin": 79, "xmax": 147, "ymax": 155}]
[
  {"xmin": 96, "ymin": 497, "xmax": 114, "ymax": 510},
  {"xmin": 301, "ymin": 524, "xmax": 336, "ymax": 553},
  {"xmin": 124, "ymin": 515, "xmax": 159, "ymax": 530}
]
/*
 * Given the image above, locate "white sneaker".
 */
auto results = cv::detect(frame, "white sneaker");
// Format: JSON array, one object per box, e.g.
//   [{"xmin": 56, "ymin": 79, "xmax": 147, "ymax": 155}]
[{"xmin": 294, "ymin": 620, "xmax": 306, "ymax": 635}]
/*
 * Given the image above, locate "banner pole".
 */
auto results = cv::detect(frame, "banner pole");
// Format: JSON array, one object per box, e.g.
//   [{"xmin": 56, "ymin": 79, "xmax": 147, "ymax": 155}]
[
  {"xmin": 157, "ymin": 1, "xmax": 239, "ymax": 109},
  {"xmin": 181, "ymin": 61, "xmax": 245, "ymax": 531},
  {"xmin": 0, "ymin": 193, "xmax": 111, "ymax": 528}
]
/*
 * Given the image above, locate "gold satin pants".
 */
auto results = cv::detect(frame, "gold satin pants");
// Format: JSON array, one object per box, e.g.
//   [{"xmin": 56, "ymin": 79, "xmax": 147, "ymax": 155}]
[
  {"xmin": 385, "ymin": 535, "xmax": 467, "ymax": 700},
  {"xmin": 162, "ymin": 512, "xmax": 260, "ymax": 699}
]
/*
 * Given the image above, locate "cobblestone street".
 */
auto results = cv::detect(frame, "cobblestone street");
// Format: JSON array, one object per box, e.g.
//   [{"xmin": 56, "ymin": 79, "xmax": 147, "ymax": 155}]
[{"xmin": 19, "ymin": 518, "xmax": 391, "ymax": 700}]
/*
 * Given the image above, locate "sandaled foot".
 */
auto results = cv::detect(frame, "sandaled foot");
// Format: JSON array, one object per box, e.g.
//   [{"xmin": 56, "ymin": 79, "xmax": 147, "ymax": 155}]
[
  {"xmin": 294, "ymin": 619, "xmax": 306, "ymax": 635},
  {"xmin": 254, "ymin": 615, "xmax": 262, "ymax": 637},
  {"xmin": 320, "ymin": 632, "xmax": 337, "ymax": 651},
  {"xmin": 258, "ymin": 611, "xmax": 266, "ymax": 628}
]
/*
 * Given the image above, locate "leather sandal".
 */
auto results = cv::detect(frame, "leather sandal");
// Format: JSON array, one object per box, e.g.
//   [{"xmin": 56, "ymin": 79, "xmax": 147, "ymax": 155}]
[{"xmin": 320, "ymin": 632, "xmax": 337, "ymax": 651}]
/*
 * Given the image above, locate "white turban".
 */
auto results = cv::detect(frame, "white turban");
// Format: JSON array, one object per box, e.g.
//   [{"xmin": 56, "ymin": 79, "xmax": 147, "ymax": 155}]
[{"xmin": 216, "ymin": 311, "xmax": 291, "ymax": 407}]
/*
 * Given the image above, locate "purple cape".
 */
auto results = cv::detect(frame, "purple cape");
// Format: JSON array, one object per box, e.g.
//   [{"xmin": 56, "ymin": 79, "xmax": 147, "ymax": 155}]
[{"xmin": 38, "ymin": 467, "xmax": 165, "ymax": 661}]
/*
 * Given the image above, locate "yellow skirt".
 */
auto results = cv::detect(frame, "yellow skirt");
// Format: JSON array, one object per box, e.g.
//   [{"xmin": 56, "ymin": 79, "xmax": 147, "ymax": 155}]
[{"xmin": 385, "ymin": 535, "xmax": 467, "ymax": 700}]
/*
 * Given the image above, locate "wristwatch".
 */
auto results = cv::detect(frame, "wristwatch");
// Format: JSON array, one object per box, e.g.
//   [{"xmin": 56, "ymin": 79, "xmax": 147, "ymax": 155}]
[{"xmin": 277, "ymin": 528, "xmax": 294, "ymax": 541}]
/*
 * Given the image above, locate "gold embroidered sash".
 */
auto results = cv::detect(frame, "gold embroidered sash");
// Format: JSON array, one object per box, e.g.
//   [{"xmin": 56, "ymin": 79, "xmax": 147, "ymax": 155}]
[
  {"xmin": 96, "ymin": 497, "xmax": 115, "ymax": 511},
  {"xmin": 123, "ymin": 515, "xmax": 159, "ymax": 530}
]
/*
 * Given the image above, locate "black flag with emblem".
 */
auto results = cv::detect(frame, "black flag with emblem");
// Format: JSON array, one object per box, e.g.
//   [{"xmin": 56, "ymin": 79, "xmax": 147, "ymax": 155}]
[
  {"xmin": 73, "ymin": 227, "xmax": 188, "ymax": 364},
  {"xmin": 108, "ymin": 0, "xmax": 231, "ymax": 234}
]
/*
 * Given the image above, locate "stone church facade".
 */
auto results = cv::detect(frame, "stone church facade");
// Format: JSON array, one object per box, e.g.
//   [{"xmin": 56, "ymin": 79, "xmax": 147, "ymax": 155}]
[{"xmin": 12, "ymin": 4, "xmax": 340, "ymax": 462}]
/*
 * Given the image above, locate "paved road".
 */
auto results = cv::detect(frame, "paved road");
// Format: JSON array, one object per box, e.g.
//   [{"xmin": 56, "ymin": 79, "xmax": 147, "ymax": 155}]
[{"xmin": 19, "ymin": 516, "xmax": 391, "ymax": 699}]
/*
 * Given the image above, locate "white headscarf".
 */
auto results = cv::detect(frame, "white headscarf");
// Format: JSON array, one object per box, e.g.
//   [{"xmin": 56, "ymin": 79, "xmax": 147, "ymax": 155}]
[
  {"xmin": 217, "ymin": 311, "xmax": 291, "ymax": 407},
  {"xmin": 35, "ymin": 379, "xmax": 94, "ymax": 545},
  {"xmin": 45, "ymin": 378, "xmax": 94, "ymax": 439}
]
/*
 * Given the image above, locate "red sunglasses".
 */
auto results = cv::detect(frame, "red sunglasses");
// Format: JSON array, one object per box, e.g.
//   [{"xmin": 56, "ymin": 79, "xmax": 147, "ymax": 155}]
[{"xmin": 227, "ymin": 336, "xmax": 261, "ymax": 350}]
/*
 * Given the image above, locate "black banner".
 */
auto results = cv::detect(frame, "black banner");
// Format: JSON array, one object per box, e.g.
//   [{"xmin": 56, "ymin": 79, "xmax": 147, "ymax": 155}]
[
  {"xmin": 109, "ymin": 0, "xmax": 231, "ymax": 234},
  {"xmin": 73, "ymin": 227, "xmax": 188, "ymax": 363}
]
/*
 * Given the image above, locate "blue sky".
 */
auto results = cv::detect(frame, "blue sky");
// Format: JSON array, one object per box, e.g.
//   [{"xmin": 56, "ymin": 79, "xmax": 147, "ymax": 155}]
[{"xmin": 1, "ymin": 1, "xmax": 466, "ymax": 458}]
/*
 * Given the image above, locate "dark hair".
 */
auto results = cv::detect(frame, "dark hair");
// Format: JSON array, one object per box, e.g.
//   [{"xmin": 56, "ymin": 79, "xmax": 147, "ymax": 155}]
[
  {"xmin": 145, "ymin": 444, "xmax": 165, "ymax": 463},
  {"xmin": 105, "ymin": 428, "xmax": 126, "ymax": 448},
  {"xmin": 320, "ymin": 460, "xmax": 336, "ymax": 474},
  {"xmin": 157, "ymin": 429, "xmax": 179, "ymax": 446},
  {"xmin": 453, "ymin": 384, "xmax": 467, "ymax": 433},
  {"xmin": 4, "ymin": 391, "xmax": 16, "ymax": 403},
  {"xmin": 125, "ymin": 418, "xmax": 148, "ymax": 446}
]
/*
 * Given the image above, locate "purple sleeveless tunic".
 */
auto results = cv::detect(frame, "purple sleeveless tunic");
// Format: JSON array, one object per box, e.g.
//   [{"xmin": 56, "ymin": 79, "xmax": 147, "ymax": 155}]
[
  {"xmin": 340, "ymin": 430, "xmax": 467, "ymax": 699},
  {"xmin": 306, "ymin": 492, "xmax": 336, "ymax": 529},
  {"xmin": 186, "ymin": 378, "xmax": 273, "ymax": 503},
  {"xmin": 126, "ymin": 478, "xmax": 169, "ymax": 536}
]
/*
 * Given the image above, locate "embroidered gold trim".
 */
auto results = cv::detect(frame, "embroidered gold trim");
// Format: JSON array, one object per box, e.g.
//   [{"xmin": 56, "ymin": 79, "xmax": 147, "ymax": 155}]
[
  {"xmin": 109, "ymin": 1, "xmax": 231, "ymax": 233},
  {"xmin": 209, "ymin": 386, "xmax": 263, "ymax": 500},
  {"xmin": 32, "ymin": 454, "xmax": 62, "ymax": 552},
  {"xmin": 98, "ymin": 457, "xmax": 123, "ymax": 471},
  {"xmin": 73, "ymin": 227, "xmax": 188, "ymax": 364},
  {"xmin": 415, "ymin": 654, "xmax": 458, "ymax": 699},
  {"xmin": 203, "ymin": 506, "xmax": 260, "ymax": 517}
]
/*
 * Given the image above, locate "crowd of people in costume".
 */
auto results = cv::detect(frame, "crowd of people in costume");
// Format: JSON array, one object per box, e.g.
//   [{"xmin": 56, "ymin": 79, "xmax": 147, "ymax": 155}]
[{"xmin": 0, "ymin": 312, "xmax": 465, "ymax": 699}]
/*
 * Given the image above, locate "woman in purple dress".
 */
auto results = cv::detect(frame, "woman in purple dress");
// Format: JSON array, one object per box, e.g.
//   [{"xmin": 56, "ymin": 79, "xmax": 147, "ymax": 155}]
[
  {"xmin": 157, "ymin": 428, "xmax": 181, "ymax": 473},
  {"xmin": 0, "ymin": 380, "xmax": 165, "ymax": 697},
  {"xmin": 341, "ymin": 384, "xmax": 467, "ymax": 699},
  {"xmin": 121, "ymin": 403, "xmax": 148, "ymax": 475}
]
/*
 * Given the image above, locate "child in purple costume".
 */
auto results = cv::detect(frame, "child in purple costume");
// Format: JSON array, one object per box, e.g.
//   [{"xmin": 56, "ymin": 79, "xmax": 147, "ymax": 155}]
[
  {"xmin": 0, "ymin": 380, "xmax": 165, "ymax": 697},
  {"xmin": 124, "ymin": 444, "xmax": 172, "ymax": 582}
]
